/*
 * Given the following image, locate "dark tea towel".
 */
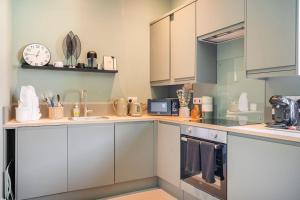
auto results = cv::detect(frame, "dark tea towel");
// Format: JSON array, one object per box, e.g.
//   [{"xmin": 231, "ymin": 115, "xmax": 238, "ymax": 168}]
[
  {"xmin": 200, "ymin": 141, "xmax": 216, "ymax": 183},
  {"xmin": 185, "ymin": 138, "xmax": 201, "ymax": 174}
]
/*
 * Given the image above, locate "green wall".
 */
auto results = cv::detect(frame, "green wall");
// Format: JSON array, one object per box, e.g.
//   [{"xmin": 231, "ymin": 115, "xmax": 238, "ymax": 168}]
[{"xmin": 12, "ymin": 0, "xmax": 171, "ymax": 103}]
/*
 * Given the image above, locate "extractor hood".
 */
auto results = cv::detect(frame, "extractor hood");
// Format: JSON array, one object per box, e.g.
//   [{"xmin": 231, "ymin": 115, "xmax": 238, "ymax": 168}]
[{"xmin": 198, "ymin": 23, "xmax": 244, "ymax": 44}]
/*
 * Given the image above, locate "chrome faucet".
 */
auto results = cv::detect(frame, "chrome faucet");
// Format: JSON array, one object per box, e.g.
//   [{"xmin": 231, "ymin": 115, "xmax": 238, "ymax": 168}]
[{"xmin": 81, "ymin": 89, "xmax": 93, "ymax": 117}]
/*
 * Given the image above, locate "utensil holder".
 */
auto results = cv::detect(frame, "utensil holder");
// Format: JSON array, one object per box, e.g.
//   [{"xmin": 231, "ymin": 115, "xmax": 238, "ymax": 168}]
[{"xmin": 48, "ymin": 107, "xmax": 64, "ymax": 120}]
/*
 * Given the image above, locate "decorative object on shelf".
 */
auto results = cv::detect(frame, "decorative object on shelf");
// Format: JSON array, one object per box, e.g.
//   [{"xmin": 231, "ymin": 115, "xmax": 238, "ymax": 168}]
[
  {"xmin": 22, "ymin": 43, "xmax": 51, "ymax": 66},
  {"xmin": 53, "ymin": 61, "xmax": 64, "ymax": 68},
  {"xmin": 176, "ymin": 86, "xmax": 193, "ymax": 118},
  {"xmin": 76, "ymin": 63, "xmax": 85, "ymax": 68},
  {"xmin": 103, "ymin": 56, "xmax": 117, "ymax": 70},
  {"xmin": 21, "ymin": 63, "xmax": 118, "ymax": 73},
  {"xmin": 62, "ymin": 31, "xmax": 81, "ymax": 67},
  {"xmin": 74, "ymin": 35, "xmax": 81, "ymax": 65},
  {"xmin": 87, "ymin": 51, "xmax": 98, "ymax": 68},
  {"xmin": 16, "ymin": 86, "xmax": 41, "ymax": 122}
]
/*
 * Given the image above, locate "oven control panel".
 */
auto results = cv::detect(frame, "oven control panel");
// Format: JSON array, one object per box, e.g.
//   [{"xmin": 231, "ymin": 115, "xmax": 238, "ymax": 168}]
[{"xmin": 181, "ymin": 125, "xmax": 227, "ymax": 143}]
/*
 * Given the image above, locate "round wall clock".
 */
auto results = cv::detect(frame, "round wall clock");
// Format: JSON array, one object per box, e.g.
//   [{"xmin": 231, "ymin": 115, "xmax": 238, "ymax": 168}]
[{"xmin": 23, "ymin": 43, "xmax": 51, "ymax": 66}]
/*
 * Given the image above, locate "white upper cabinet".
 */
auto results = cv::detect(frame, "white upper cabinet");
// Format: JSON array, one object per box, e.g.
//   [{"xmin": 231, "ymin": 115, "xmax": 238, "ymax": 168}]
[
  {"xmin": 150, "ymin": 2, "xmax": 197, "ymax": 86},
  {"xmin": 246, "ymin": 0, "xmax": 297, "ymax": 78},
  {"xmin": 171, "ymin": 2, "xmax": 196, "ymax": 81},
  {"xmin": 196, "ymin": 0, "xmax": 244, "ymax": 37},
  {"xmin": 150, "ymin": 17, "xmax": 170, "ymax": 82}
]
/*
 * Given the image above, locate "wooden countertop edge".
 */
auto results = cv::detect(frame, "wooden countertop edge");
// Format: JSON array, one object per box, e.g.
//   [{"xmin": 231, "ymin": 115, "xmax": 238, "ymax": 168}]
[{"xmin": 4, "ymin": 116, "xmax": 300, "ymax": 143}]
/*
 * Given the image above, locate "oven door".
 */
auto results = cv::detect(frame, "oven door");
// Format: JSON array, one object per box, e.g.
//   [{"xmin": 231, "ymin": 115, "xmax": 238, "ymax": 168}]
[{"xmin": 180, "ymin": 135, "xmax": 227, "ymax": 200}]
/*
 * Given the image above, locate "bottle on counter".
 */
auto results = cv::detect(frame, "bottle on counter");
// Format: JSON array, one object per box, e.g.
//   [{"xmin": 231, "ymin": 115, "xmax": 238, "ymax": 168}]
[
  {"xmin": 73, "ymin": 103, "xmax": 80, "ymax": 117},
  {"xmin": 191, "ymin": 104, "xmax": 201, "ymax": 120}
]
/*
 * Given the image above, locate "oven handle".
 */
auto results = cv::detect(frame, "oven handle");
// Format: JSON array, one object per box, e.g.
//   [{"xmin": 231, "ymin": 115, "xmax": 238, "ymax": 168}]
[{"xmin": 181, "ymin": 137, "xmax": 223, "ymax": 150}]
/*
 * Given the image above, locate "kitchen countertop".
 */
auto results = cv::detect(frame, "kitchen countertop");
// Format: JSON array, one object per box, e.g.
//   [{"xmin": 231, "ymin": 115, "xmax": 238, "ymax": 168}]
[{"xmin": 4, "ymin": 115, "xmax": 300, "ymax": 143}]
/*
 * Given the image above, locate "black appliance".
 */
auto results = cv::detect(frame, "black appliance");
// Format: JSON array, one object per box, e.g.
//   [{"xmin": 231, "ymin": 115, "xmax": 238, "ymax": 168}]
[
  {"xmin": 147, "ymin": 98, "xmax": 179, "ymax": 116},
  {"xmin": 87, "ymin": 51, "xmax": 98, "ymax": 68},
  {"xmin": 269, "ymin": 95, "xmax": 299, "ymax": 128},
  {"xmin": 181, "ymin": 125, "xmax": 227, "ymax": 200}
]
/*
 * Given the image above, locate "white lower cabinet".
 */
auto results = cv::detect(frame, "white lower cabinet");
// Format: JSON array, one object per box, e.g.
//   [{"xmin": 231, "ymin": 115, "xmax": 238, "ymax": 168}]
[
  {"xmin": 157, "ymin": 122, "xmax": 180, "ymax": 187},
  {"xmin": 228, "ymin": 133, "xmax": 300, "ymax": 200},
  {"xmin": 17, "ymin": 126, "xmax": 68, "ymax": 200},
  {"xmin": 115, "ymin": 121, "xmax": 154, "ymax": 183},
  {"xmin": 68, "ymin": 124, "xmax": 114, "ymax": 191}
]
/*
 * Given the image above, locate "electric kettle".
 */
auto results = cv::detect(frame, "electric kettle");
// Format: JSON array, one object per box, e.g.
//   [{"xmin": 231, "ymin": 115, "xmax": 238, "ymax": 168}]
[
  {"xmin": 113, "ymin": 98, "xmax": 128, "ymax": 116},
  {"xmin": 129, "ymin": 102, "xmax": 142, "ymax": 117}
]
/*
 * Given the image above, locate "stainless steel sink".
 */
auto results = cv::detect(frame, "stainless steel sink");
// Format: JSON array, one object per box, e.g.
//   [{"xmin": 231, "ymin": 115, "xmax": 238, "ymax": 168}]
[{"xmin": 70, "ymin": 116, "xmax": 110, "ymax": 121}]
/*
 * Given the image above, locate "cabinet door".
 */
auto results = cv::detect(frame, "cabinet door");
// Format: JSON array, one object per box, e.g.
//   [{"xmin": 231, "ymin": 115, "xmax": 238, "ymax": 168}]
[
  {"xmin": 150, "ymin": 17, "xmax": 170, "ymax": 82},
  {"xmin": 228, "ymin": 134, "xmax": 300, "ymax": 200},
  {"xmin": 196, "ymin": 0, "xmax": 244, "ymax": 36},
  {"xmin": 246, "ymin": 0, "xmax": 297, "ymax": 71},
  {"xmin": 157, "ymin": 122, "xmax": 180, "ymax": 187},
  {"xmin": 17, "ymin": 126, "xmax": 67, "ymax": 200},
  {"xmin": 171, "ymin": 3, "xmax": 196, "ymax": 81},
  {"xmin": 115, "ymin": 122, "xmax": 154, "ymax": 183},
  {"xmin": 68, "ymin": 124, "xmax": 114, "ymax": 191}
]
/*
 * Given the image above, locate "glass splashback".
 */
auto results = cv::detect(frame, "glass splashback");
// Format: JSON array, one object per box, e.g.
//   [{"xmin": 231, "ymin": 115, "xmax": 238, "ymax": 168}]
[{"xmin": 194, "ymin": 39, "xmax": 265, "ymax": 122}]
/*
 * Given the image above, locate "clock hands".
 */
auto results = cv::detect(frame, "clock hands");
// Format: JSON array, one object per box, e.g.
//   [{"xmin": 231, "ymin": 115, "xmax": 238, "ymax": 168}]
[
  {"xmin": 25, "ymin": 53, "xmax": 36, "ymax": 56},
  {"xmin": 35, "ymin": 50, "xmax": 40, "ymax": 58}
]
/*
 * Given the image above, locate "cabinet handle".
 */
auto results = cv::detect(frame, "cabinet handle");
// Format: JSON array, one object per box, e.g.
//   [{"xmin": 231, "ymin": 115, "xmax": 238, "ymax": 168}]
[{"xmin": 170, "ymin": 14, "xmax": 174, "ymax": 21}]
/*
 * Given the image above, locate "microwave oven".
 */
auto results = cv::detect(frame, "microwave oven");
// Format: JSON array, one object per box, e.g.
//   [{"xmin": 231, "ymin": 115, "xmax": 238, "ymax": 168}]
[{"xmin": 147, "ymin": 98, "xmax": 179, "ymax": 116}]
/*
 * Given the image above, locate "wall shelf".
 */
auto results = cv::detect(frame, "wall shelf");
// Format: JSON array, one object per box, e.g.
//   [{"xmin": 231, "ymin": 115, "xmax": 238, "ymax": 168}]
[{"xmin": 21, "ymin": 64, "xmax": 118, "ymax": 74}]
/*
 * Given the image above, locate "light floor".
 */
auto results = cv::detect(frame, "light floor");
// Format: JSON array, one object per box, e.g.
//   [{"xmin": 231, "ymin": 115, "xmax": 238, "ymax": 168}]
[{"xmin": 105, "ymin": 189, "xmax": 177, "ymax": 200}]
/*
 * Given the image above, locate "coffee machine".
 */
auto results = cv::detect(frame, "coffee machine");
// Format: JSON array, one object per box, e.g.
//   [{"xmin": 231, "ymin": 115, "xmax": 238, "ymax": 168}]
[{"xmin": 269, "ymin": 95, "xmax": 299, "ymax": 128}]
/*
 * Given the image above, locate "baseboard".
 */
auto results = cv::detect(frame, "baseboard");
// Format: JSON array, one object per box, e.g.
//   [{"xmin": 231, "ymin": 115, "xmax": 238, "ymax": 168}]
[
  {"xmin": 158, "ymin": 178, "xmax": 202, "ymax": 200},
  {"xmin": 26, "ymin": 177, "xmax": 158, "ymax": 200},
  {"xmin": 158, "ymin": 178, "xmax": 184, "ymax": 200}
]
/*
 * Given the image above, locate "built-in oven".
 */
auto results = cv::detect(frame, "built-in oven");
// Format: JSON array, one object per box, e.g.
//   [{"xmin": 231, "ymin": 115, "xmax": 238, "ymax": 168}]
[{"xmin": 180, "ymin": 125, "xmax": 227, "ymax": 200}]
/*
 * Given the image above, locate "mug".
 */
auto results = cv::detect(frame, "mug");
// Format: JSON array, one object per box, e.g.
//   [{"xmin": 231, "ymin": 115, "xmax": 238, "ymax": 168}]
[{"xmin": 53, "ymin": 61, "xmax": 64, "ymax": 68}]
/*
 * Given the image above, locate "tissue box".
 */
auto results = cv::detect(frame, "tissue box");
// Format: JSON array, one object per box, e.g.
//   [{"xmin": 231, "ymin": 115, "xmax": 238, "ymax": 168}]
[{"xmin": 48, "ymin": 107, "xmax": 64, "ymax": 120}]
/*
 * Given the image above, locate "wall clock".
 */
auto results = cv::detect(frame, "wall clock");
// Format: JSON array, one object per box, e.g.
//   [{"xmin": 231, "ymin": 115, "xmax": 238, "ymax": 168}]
[{"xmin": 23, "ymin": 43, "xmax": 51, "ymax": 66}]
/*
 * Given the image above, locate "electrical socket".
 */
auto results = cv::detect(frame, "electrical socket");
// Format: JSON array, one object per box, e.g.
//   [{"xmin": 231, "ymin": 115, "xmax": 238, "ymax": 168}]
[
  {"xmin": 128, "ymin": 97, "xmax": 138, "ymax": 103},
  {"xmin": 193, "ymin": 97, "xmax": 201, "ymax": 104}
]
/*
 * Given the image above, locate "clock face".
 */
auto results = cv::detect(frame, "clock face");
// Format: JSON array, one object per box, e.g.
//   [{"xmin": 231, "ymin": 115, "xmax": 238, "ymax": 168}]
[{"xmin": 23, "ymin": 43, "xmax": 51, "ymax": 66}]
